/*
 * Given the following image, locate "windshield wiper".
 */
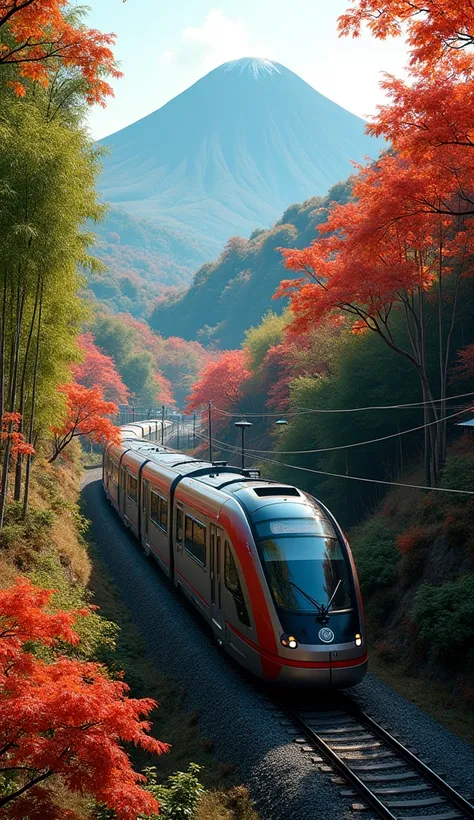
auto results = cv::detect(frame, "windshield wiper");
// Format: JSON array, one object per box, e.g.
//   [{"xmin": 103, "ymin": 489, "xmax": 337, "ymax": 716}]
[{"xmin": 288, "ymin": 579, "xmax": 342, "ymax": 625}]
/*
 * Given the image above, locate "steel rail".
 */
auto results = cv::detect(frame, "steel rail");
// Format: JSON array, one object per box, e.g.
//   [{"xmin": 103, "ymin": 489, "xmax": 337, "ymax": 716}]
[
  {"xmin": 344, "ymin": 700, "xmax": 474, "ymax": 819},
  {"xmin": 287, "ymin": 707, "xmax": 399, "ymax": 820},
  {"xmin": 284, "ymin": 700, "xmax": 474, "ymax": 820}
]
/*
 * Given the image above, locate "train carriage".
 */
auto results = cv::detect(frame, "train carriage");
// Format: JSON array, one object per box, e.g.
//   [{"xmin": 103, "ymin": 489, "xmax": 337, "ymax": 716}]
[{"xmin": 103, "ymin": 421, "xmax": 368, "ymax": 687}]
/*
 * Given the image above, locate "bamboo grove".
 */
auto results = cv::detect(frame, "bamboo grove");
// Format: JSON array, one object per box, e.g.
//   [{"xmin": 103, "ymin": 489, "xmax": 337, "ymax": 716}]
[{"xmin": 0, "ymin": 2, "xmax": 118, "ymax": 528}]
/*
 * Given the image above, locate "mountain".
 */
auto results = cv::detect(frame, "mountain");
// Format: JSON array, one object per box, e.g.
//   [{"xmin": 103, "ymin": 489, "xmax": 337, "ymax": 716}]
[
  {"xmin": 150, "ymin": 181, "xmax": 351, "ymax": 348},
  {"xmin": 95, "ymin": 57, "xmax": 383, "ymax": 298}
]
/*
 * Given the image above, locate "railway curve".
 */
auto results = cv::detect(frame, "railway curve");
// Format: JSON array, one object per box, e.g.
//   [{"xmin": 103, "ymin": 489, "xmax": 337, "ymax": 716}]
[{"xmin": 81, "ymin": 469, "xmax": 474, "ymax": 820}]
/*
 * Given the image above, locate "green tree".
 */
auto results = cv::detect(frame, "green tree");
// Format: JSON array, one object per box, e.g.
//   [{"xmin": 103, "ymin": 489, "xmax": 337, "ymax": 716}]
[{"xmin": 0, "ymin": 89, "xmax": 104, "ymax": 523}]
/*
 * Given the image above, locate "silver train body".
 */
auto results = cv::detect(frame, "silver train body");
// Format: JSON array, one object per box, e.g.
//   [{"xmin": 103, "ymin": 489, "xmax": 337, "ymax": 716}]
[{"xmin": 103, "ymin": 421, "xmax": 368, "ymax": 687}]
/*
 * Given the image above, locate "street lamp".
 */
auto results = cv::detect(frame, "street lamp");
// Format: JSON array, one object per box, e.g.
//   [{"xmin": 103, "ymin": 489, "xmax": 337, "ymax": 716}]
[
  {"xmin": 234, "ymin": 419, "xmax": 253, "ymax": 469},
  {"xmin": 275, "ymin": 418, "xmax": 288, "ymax": 427}
]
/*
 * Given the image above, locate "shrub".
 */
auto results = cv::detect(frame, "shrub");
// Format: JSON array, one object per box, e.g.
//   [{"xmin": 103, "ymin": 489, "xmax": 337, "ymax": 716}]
[
  {"xmin": 141, "ymin": 763, "xmax": 204, "ymax": 820},
  {"xmin": 412, "ymin": 575, "xmax": 474, "ymax": 661},
  {"xmin": 441, "ymin": 455, "xmax": 474, "ymax": 495},
  {"xmin": 350, "ymin": 519, "xmax": 399, "ymax": 595},
  {"xmin": 396, "ymin": 526, "xmax": 431, "ymax": 555}
]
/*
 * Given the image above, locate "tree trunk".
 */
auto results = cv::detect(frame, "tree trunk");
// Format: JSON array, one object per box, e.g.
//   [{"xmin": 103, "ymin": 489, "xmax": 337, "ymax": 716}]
[
  {"xmin": 0, "ymin": 284, "xmax": 24, "ymax": 527},
  {"xmin": 14, "ymin": 279, "xmax": 41, "ymax": 501},
  {"xmin": 23, "ymin": 280, "xmax": 43, "ymax": 518}
]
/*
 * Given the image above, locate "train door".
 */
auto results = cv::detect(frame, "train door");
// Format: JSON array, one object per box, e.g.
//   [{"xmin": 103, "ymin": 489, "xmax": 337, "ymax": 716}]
[
  {"xmin": 210, "ymin": 524, "xmax": 224, "ymax": 642},
  {"xmin": 142, "ymin": 479, "xmax": 150, "ymax": 550}
]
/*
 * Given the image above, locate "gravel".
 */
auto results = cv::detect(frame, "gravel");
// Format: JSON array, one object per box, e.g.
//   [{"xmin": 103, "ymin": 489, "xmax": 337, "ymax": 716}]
[{"xmin": 81, "ymin": 471, "xmax": 474, "ymax": 819}]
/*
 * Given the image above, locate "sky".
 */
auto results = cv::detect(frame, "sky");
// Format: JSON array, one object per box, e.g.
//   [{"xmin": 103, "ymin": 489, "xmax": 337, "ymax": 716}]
[{"xmin": 84, "ymin": 0, "xmax": 408, "ymax": 140}]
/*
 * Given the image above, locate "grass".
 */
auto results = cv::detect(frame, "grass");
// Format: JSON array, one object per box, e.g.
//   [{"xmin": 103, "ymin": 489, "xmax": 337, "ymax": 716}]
[
  {"xmin": 86, "ymin": 539, "xmax": 259, "ymax": 817},
  {"xmin": 0, "ymin": 447, "xmax": 259, "ymax": 819}
]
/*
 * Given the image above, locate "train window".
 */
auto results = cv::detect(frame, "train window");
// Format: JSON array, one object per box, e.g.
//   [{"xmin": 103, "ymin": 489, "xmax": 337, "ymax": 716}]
[
  {"xmin": 185, "ymin": 515, "xmax": 193, "ymax": 550},
  {"xmin": 150, "ymin": 492, "xmax": 160, "ymax": 524},
  {"xmin": 176, "ymin": 507, "xmax": 183, "ymax": 542},
  {"xmin": 224, "ymin": 541, "xmax": 250, "ymax": 627},
  {"xmin": 160, "ymin": 498, "xmax": 168, "ymax": 532},
  {"xmin": 151, "ymin": 491, "xmax": 168, "ymax": 532},
  {"xmin": 127, "ymin": 474, "xmax": 138, "ymax": 503},
  {"xmin": 184, "ymin": 516, "xmax": 206, "ymax": 566}
]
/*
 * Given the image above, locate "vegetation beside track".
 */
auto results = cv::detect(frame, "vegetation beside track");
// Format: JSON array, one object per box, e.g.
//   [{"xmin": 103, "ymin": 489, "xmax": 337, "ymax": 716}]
[{"xmin": 0, "ymin": 449, "xmax": 259, "ymax": 818}]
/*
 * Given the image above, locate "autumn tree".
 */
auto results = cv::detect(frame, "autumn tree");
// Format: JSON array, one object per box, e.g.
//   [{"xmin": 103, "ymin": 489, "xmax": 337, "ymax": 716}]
[
  {"xmin": 0, "ymin": 1, "xmax": 120, "ymax": 104},
  {"xmin": 0, "ymin": 578, "xmax": 168, "ymax": 818},
  {"xmin": 74, "ymin": 333, "xmax": 129, "ymax": 404},
  {"xmin": 278, "ymin": 2, "xmax": 474, "ymax": 486},
  {"xmin": 185, "ymin": 351, "xmax": 251, "ymax": 429},
  {"xmin": 49, "ymin": 384, "xmax": 120, "ymax": 463},
  {"xmin": 0, "ymin": 87, "xmax": 106, "ymax": 524}
]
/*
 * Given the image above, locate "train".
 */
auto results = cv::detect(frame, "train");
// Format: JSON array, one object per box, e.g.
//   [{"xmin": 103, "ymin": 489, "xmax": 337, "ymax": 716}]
[{"xmin": 103, "ymin": 420, "xmax": 368, "ymax": 687}]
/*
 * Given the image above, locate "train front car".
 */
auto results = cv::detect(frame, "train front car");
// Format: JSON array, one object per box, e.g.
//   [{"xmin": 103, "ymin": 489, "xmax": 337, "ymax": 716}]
[{"xmin": 227, "ymin": 484, "xmax": 367, "ymax": 687}]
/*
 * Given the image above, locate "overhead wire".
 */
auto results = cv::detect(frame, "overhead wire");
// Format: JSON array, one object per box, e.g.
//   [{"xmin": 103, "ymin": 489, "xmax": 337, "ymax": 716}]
[
  {"xmin": 193, "ymin": 430, "xmax": 474, "ymax": 496},
  {"xmin": 208, "ymin": 390, "xmax": 474, "ymax": 418},
  {"xmin": 227, "ymin": 406, "xmax": 473, "ymax": 455}
]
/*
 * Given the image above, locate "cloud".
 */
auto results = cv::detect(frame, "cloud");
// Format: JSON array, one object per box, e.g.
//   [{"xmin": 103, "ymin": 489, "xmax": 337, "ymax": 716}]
[
  {"xmin": 159, "ymin": 9, "xmax": 272, "ymax": 74},
  {"xmin": 160, "ymin": 50, "xmax": 175, "ymax": 66}
]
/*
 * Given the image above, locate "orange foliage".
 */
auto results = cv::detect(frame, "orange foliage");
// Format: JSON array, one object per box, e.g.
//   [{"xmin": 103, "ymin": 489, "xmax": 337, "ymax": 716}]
[
  {"xmin": 185, "ymin": 350, "xmax": 251, "ymax": 425},
  {"xmin": 0, "ymin": 0, "xmax": 121, "ymax": 104},
  {"xmin": 339, "ymin": 1, "xmax": 474, "ymax": 70},
  {"xmin": 452, "ymin": 343, "xmax": 474, "ymax": 382},
  {"xmin": 50, "ymin": 383, "xmax": 120, "ymax": 462},
  {"xmin": 1, "ymin": 413, "xmax": 34, "ymax": 459},
  {"xmin": 278, "ymin": 153, "xmax": 474, "ymax": 335},
  {"xmin": 74, "ymin": 333, "xmax": 130, "ymax": 405},
  {"xmin": 0, "ymin": 578, "xmax": 168, "ymax": 818},
  {"xmin": 396, "ymin": 525, "xmax": 431, "ymax": 555}
]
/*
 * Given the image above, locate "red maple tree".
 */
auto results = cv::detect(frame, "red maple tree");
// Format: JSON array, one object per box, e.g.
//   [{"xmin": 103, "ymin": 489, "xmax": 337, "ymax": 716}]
[
  {"xmin": 49, "ymin": 383, "xmax": 120, "ymax": 462},
  {"xmin": 277, "ymin": 2, "xmax": 474, "ymax": 485},
  {"xmin": 339, "ymin": 1, "xmax": 474, "ymax": 68},
  {"xmin": 0, "ymin": 0, "xmax": 121, "ymax": 103},
  {"xmin": 0, "ymin": 578, "xmax": 168, "ymax": 818},
  {"xmin": 1, "ymin": 412, "xmax": 34, "ymax": 459},
  {"xmin": 74, "ymin": 333, "xmax": 130, "ymax": 405},
  {"xmin": 185, "ymin": 350, "xmax": 251, "ymax": 429}
]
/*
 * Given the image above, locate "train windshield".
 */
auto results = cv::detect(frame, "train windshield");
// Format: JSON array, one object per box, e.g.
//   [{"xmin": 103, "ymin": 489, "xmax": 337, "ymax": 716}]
[{"xmin": 256, "ymin": 518, "xmax": 353, "ymax": 614}]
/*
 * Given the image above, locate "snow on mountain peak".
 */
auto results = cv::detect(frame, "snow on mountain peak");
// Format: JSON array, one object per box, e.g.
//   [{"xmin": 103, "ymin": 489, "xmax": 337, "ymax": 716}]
[{"xmin": 222, "ymin": 57, "xmax": 281, "ymax": 79}]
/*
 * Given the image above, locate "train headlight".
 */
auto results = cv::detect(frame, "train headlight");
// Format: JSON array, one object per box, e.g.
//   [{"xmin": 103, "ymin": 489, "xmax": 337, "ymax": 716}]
[
  {"xmin": 281, "ymin": 634, "xmax": 298, "ymax": 649},
  {"xmin": 355, "ymin": 633, "xmax": 362, "ymax": 647}
]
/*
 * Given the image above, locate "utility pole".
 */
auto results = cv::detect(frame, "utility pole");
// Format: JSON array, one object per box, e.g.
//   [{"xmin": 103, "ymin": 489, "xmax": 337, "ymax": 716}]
[
  {"xmin": 177, "ymin": 418, "xmax": 180, "ymax": 450},
  {"xmin": 193, "ymin": 410, "xmax": 196, "ymax": 447},
  {"xmin": 234, "ymin": 419, "xmax": 252, "ymax": 470},
  {"xmin": 208, "ymin": 401, "xmax": 213, "ymax": 463},
  {"xmin": 161, "ymin": 405, "xmax": 165, "ymax": 444}
]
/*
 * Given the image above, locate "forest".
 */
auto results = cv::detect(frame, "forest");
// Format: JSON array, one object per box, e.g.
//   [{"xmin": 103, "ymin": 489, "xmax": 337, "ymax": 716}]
[
  {"xmin": 2, "ymin": 0, "xmax": 474, "ymax": 816},
  {"xmin": 184, "ymin": 0, "xmax": 474, "ymax": 701}
]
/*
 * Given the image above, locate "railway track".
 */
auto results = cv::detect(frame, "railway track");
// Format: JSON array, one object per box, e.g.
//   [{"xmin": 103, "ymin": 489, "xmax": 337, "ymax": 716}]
[{"xmin": 276, "ymin": 696, "xmax": 474, "ymax": 820}]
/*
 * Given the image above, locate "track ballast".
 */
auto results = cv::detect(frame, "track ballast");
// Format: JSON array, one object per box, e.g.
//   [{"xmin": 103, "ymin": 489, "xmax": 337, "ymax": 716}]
[{"xmin": 277, "ymin": 696, "xmax": 474, "ymax": 820}]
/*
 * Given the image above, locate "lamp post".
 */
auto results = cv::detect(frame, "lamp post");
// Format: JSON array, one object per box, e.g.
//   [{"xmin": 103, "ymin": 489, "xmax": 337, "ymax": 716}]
[
  {"xmin": 234, "ymin": 419, "xmax": 253, "ymax": 469},
  {"xmin": 208, "ymin": 401, "xmax": 213, "ymax": 463},
  {"xmin": 275, "ymin": 418, "xmax": 288, "ymax": 428}
]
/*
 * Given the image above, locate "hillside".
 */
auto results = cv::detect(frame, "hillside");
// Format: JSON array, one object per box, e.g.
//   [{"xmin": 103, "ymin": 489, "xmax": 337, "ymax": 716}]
[
  {"xmin": 88, "ymin": 207, "xmax": 205, "ymax": 318},
  {"xmin": 95, "ymin": 57, "xmax": 383, "ymax": 301},
  {"xmin": 150, "ymin": 181, "xmax": 351, "ymax": 347}
]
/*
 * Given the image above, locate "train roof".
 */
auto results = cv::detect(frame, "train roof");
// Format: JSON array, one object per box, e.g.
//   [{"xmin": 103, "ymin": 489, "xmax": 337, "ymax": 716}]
[{"xmin": 117, "ymin": 439, "xmax": 325, "ymax": 516}]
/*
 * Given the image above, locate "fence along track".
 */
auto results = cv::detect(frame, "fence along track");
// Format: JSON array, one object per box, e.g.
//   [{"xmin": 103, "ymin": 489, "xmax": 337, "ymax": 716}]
[{"xmin": 282, "ymin": 698, "xmax": 474, "ymax": 820}]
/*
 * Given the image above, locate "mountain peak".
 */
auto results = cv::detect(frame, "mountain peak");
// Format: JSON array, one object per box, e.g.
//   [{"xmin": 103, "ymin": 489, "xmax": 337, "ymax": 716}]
[{"xmin": 221, "ymin": 57, "xmax": 281, "ymax": 79}]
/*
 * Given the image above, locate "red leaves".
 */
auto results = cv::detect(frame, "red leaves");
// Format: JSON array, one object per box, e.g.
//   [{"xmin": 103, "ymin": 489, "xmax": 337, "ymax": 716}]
[
  {"xmin": 1, "ymin": 413, "xmax": 35, "ymax": 459},
  {"xmin": 0, "ymin": 579, "xmax": 168, "ymax": 818},
  {"xmin": 74, "ymin": 333, "xmax": 130, "ymax": 405},
  {"xmin": 50, "ymin": 383, "xmax": 120, "ymax": 462},
  {"xmin": 0, "ymin": 0, "xmax": 121, "ymax": 105},
  {"xmin": 338, "ymin": 1, "xmax": 474, "ymax": 71},
  {"xmin": 185, "ymin": 350, "xmax": 251, "ymax": 424}
]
